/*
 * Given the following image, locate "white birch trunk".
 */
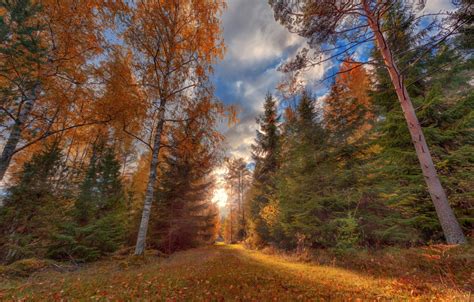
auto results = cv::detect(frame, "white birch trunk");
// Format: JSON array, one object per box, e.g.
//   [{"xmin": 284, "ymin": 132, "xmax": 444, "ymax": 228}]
[
  {"xmin": 0, "ymin": 83, "xmax": 41, "ymax": 181},
  {"xmin": 134, "ymin": 101, "xmax": 167, "ymax": 255}
]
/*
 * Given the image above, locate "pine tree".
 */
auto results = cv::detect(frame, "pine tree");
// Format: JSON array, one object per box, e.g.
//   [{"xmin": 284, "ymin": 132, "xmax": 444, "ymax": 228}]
[
  {"xmin": 370, "ymin": 6, "xmax": 474, "ymax": 243},
  {"xmin": 49, "ymin": 141, "xmax": 126, "ymax": 262},
  {"xmin": 0, "ymin": 142, "xmax": 64, "ymax": 263},
  {"xmin": 148, "ymin": 97, "xmax": 222, "ymax": 253},
  {"xmin": 247, "ymin": 93, "xmax": 280, "ymax": 247}
]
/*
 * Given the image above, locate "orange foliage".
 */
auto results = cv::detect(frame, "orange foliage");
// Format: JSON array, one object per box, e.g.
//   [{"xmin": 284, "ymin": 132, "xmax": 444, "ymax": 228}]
[
  {"xmin": 323, "ymin": 59, "xmax": 374, "ymax": 141},
  {"xmin": 125, "ymin": 0, "xmax": 225, "ymax": 105},
  {"xmin": 0, "ymin": 0, "xmax": 128, "ymax": 178}
]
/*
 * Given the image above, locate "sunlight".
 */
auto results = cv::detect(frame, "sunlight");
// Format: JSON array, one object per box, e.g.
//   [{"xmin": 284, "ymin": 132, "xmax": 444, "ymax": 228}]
[{"xmin": 212, "ymin": 188, "xmax": 228, "ymax": 208}]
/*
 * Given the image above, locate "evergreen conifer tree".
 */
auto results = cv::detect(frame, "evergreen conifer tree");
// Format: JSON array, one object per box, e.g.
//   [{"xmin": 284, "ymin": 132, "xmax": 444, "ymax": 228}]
[
  {"xmin": 149, "ymin": 114, "xmax": 220, "ymax": 253},
  {"xmin": 247, "ymin": 93, "xmax": 281, "ymax": 247},
  {"xmin": 49, "ymin": 141, "xmax": 125, "ymax": 262},
  {"xmin": 0, "ymin": 142, "xmax": 64, "ymax": 263},
  {"xmin": 370, "ymin": 6, "xmax": 474, "ymax": 242}
]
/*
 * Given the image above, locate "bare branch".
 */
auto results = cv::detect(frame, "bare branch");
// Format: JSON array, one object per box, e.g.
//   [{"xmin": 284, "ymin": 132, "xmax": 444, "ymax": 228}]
[
  {"xmin": 123, "ymin": 125, "xmax": 153, "ymax": 151},
  {"xmin": 13, "ymin": 119, "xmax": 112, "ymax": 155}
]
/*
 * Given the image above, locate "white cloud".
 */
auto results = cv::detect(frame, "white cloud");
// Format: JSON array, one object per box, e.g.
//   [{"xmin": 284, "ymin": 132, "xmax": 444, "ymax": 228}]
[
  {"xmin": 214, "ymin": 0, "xmax": 327, "ymax": 163},
  {"xmin": 220, "ymin": 0, "xmax": 304, "ymax": 72},
  {"xmin": 422, "ymin": 0, "xmax": 456, "ymax": 13},
  {"xmin": 235, "ymin": 80, "xmax": 243, "ymax": 90}
]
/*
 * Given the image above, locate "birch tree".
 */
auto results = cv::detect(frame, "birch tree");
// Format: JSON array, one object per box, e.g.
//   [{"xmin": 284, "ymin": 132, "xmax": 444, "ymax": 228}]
[
  {"xmin": 0, "ymin": 0, "xmax": 125, "ymax": 181},
  {"xmin": 124, "ymin": 0, "xmax": 225, "ymax": 255},
  {"xmin": 269, "ymin": 0, "xmax": 467, "ymax": 244}
]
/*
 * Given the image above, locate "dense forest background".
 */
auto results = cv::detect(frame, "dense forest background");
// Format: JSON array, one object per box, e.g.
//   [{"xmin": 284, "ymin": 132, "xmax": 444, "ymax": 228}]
[{"xmin": 224, "ymin": 1, "xmax": 473, "ymax": 251}]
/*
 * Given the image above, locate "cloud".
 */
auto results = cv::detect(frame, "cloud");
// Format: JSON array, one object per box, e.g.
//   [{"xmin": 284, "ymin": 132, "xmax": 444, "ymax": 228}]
[
  {"xmin": 213, "ymin": 0, "xmax": 327, "ymax": 163},
  {"xmin": 219, "ymin": 0, "xmax": 303, "ymax": 73},
  {"xmin": 421, "ymin": 0, "xmax": 456, "ymax": 13}
]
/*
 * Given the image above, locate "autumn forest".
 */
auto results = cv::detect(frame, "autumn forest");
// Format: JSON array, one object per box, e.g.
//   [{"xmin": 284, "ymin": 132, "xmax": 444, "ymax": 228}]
[{"xmin": 0, "ymin": 0, "xmax": 473, "ymax": 300}]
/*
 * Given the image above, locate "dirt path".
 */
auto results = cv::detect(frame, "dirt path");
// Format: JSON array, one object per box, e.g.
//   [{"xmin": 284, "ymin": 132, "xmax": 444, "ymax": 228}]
[{"xmin": 0, "ymin": 244, "xmax": 468, "ymax": 301}]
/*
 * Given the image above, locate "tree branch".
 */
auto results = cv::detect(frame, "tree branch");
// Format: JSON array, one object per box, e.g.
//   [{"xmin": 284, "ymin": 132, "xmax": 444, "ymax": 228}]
[
  {"xmin": 123, "ymin": 125, "xmax": 153, "ymax": 151},
  {"xmin": 13, "ymin": 119, "xmax": 112, "ymax": 155}
]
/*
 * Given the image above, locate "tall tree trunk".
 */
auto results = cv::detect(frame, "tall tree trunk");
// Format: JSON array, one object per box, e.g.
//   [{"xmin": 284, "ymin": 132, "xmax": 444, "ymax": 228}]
[
  {"xmin": 238, "ymin": 174, "xmax": 242, "ymax": 231},
  {"xmin": 230, "ymin": 204, "xmax": 233, "ymax": 243},
  {"xmin": 239, "ymin": 171, "xmax": 246, "ymax": 235},
  {"xmin": 0, "ymin": 83, "xmax": 41, "ymax": 181},
  {"xmin": 229, "ymin": 186, "xmax": 233, "ymax": 243},
  {"xmin": 134, "ymin": 101, "xmax": 167, "ymax": 255},
  {"xmin": 241, "ymin": 173, "xmax": 246, "ymax": 232},
  {"xmin": 364, "ymin": 4, "xmax": 466, "ymax": 244}
]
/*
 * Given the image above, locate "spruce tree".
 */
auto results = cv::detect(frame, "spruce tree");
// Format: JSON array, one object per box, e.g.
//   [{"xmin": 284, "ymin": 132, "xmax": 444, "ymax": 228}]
[
  {"xmin": 0, "ymin": 142, "xmax": 64, "ymax": 263},
  {"xmin": 275, "ymin": 91, "xmax": 351, "ymax": 248},
  {"xmin": 75, "ymin": 142, "xmax": 103, "ymax": 225},
  {"xmin": 252, "ymin": 93, "xmax": 280, "ymax": 181},
  {"xmin": 49, "ymin": 142, "xmax": 125, "ymax": 262},
  {"xmin": 149, "ymin": 120, "xmax": 219, "ymax": 253},
  {"xmin": 247, "ymin": 93, "xmax": 280, "ymax": 246},
  {"xmin": 371, "ymin": 6, "xmax": 474, "ymax": 243}
]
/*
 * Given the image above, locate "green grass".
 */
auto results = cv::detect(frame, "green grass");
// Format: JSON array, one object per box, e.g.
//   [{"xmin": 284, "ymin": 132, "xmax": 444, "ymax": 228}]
[{"xmin": 0, "ymin": 244, "xmax": 470, "ymax": 301}]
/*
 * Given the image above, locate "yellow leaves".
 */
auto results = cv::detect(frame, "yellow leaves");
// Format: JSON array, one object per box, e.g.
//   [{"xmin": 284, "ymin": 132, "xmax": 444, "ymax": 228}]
[
  {"xmin": 130, "ymin": 154, "xmax": 151, "ymax": 199},
  {"xmin": 41, "ymin": 0, "xmax": 116, "ymax": 61},
  {"xmin": 260, "ymin": 200, "xmax": 280, "ymax": 227},
  {"xmin": 225, "ymin": 104, "xmax": 239, "ymax": 127},
  {"xmin": 0, "ymin": 0, "xmax": 131, "ymax": 170},
  {"xmin": 126, "ymin": 0, "xmax": 225, "ymax": 91}
]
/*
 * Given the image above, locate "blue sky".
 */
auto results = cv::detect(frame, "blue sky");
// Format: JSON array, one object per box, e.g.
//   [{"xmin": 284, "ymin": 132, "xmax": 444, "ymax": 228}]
[{"xmin": 212, "ymin": 0, "xmax": 454, "ymax": 163}]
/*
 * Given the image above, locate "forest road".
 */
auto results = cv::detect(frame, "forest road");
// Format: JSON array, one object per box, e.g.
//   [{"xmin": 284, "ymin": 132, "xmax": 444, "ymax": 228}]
[{"xmin": 0, "ymin": 244, "xmax": 468, "ymax": 301}]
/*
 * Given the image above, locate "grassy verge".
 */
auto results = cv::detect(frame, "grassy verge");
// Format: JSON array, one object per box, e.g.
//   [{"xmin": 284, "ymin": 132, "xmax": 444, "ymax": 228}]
[{"xmin": 257, "ymin": 243, "xmax": 473, "ymax": 296}]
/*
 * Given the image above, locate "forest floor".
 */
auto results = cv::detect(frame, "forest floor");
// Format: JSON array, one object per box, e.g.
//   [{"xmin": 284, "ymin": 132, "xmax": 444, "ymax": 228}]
[{"xmin": 0, "ymin": 244, "xmax": 471, "ymax": 301}]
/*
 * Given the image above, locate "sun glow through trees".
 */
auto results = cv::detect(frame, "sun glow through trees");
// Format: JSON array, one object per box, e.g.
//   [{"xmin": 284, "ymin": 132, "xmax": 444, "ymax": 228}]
[{"xmin": 212, "ymin": 188, "xmax": 228, "ymax": 208}]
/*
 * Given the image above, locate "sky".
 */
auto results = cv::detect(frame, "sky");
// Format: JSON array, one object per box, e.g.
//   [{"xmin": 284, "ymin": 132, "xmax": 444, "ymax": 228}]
[
  {"xmin": 211, "ymin": 0, "xmax": 323, "ymax": 163},
  {"xmin": 209, "ymin": 0, "xmax": 315, "ymax": 207},
  {"xmin": 211, "ymin": 0, "xmax": 455, "ymax": 165}
]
